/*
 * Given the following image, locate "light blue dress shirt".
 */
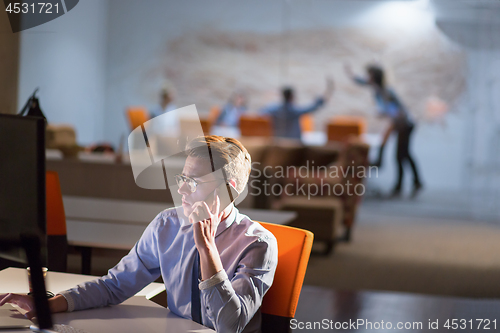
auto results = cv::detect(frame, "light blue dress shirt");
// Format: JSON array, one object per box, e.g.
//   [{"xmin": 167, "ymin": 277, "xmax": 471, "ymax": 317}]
[
  {"xmin": 261, "ymin": 98, "xmax": 324, "ymax": 140},
  {"xmin": 215, "ymin": 104, "xmax": 246, "ymax": 127},
  {"xmin": 59, "ymin": 207, "xmax": 278, "ymax": 333}
]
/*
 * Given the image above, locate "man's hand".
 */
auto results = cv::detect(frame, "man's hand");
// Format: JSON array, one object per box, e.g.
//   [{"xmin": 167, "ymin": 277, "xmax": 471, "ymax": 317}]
[
  {"xmin": 189, "ymin": 189, "xmax": 221, "ymax": 250},
  {"xmin": 188, "ymin": 190, "xmax": 224, "ymax": 281},
  {"xmin": 0, "ymin": 293, "xmax": 68, "ymax": 319},
  {"xmin": 0, "ymin": 293, "xmax": 35, "ymax": 319}
]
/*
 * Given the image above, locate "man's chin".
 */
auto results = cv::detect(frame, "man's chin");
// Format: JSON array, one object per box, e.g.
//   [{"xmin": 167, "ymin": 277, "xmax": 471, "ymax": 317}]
[{"xmin": 181, "ymin": 204, "xmax": 192, "ymax": 219}]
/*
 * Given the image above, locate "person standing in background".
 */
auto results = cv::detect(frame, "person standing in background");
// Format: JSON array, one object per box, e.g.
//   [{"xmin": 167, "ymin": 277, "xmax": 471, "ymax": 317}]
[
  {"xmin": 261, "ymin": 78, "xmax": 334, "ymax": 140},
  {"xmin": 150, "ymin": 84, "xmax": 177, "ymax": 118},
  {"xmin": 215, "ymin": 91, "xmax": 247, "ymax": 128},
  {"xmin": 148, "ymin": 84, "xmax": 179, "ymax": 138},
  {"xmin": 345, "ymin": 64, "xmax": 422, "ymax": 198}
]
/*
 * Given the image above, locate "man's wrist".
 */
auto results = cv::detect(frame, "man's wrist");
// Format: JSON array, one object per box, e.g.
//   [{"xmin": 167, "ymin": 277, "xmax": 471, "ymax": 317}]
[
  {"xmin": 199, "ymin": 270, "xmax": 227, "ymax": 290},
  {"xmin": 49, "ymin": 294, "xmax": 68, "ymax": 313},
  {"xmin": 198, "ymin": 241, "xmax": 218, "ymax": 258}
]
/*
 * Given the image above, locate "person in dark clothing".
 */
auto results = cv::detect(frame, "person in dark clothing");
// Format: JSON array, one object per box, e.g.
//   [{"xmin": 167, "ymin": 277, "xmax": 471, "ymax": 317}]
[{"xmin": 345, "ymin": 64, "xmax": 422, "ymax": 197}]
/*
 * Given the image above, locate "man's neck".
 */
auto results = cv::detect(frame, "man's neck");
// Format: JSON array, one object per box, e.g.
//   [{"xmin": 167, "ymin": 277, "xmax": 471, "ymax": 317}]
[{"xmin": 219, "ymin": 204, "xmax": 234, "ymax": 222}]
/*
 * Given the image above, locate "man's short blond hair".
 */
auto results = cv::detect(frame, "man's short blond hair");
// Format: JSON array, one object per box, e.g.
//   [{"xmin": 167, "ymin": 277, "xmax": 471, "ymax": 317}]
[{"xmin": 185, "ymin": 135, "xmax": 251, "ymax": 193}]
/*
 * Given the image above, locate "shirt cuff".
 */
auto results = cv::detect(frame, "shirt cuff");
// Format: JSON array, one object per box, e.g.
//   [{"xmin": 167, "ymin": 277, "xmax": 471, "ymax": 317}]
[
  {"xmin": 199, "ymin": 270, "xmax": 228, "ymax": 290},
  {"xmin": 57, "ymin": 291, "xmax": 75, "ymax": 312}
]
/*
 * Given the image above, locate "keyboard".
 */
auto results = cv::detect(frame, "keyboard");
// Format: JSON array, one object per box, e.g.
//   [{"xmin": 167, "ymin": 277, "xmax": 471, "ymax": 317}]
[
  {"xmin": 30, "ymin": 324, "xmax": 89, "ymax": 333},
  {"xmin": 52, "ymin": 324, "xmax": 89, "ymax": 333}
]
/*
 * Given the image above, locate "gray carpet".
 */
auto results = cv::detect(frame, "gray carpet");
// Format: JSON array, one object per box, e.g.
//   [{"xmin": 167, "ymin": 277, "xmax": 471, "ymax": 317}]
[{"xmin": 305, "ymin": 210, "xmax": 500, "ymax": 298}]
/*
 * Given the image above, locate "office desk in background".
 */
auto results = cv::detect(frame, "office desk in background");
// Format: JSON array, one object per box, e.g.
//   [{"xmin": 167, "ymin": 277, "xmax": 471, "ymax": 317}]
[
  {"xmin": 0, "ymin": 268, "xmax": 215, "ymax": 333},
  {"xmin": 63, "ymin": 196, "xmax": 297, "ymax": 274}
]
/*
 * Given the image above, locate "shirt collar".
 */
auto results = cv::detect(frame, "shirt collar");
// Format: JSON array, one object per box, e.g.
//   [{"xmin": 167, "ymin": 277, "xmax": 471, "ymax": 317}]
[{"xmin": 215, "ymin": 205, "xmax": 237, "ymax": 238}]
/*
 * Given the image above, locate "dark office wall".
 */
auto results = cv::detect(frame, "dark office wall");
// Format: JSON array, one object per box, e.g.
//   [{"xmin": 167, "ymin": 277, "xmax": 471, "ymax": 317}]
[{"xmin": 0, "ymin": 11, "xmax": 19, "ymax": 114}]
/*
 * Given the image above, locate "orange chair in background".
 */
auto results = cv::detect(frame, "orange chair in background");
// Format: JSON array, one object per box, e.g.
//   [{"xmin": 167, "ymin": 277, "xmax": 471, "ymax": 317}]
[
  {"xmin": 46, "ymin": 171, "xmax": 68, "ymax": 272},
  {"xmin": 195, "ymin": 106, "xmax": 221, "ymax": 136},
  {"xmin": 208, "ymin": 106, "xmax": 221, "ymax": 125},
  {"xmin": 239, "ymin": 115, "xmax": 273, "ymax": 137},
  {"xmin": 327, "ymin": 115, "xmax": 367, "ymax": 142},
  {"xmin": 126, "ymin": 107, "xmax": 150, "ymax": 131},
  {"xmin": 258, "ymin": 221, "xmax": 314, "ymax": 333},
  {"xmin": 199, "ymin": 119, "xmax": 211, "ymax": 136},
  {"xmin": 300, "ymin": 114, "xmax": 314, "ymax": 133}
]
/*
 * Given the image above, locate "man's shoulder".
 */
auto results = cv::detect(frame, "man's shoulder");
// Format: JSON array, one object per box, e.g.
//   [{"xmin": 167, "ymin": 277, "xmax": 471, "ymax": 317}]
[
  {"xmin": 234, "ymin": 213, "xmax": 277, "ymax": 245},
  {"xmin": 151, "ymin": 206, "xmax": 183, "ymax": 227}
]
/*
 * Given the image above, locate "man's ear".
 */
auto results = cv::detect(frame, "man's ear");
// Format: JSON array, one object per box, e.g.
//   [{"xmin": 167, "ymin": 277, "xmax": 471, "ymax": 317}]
[{"xmin": 228, "ymin": 179, "xmax": 237, "ymax": 190}]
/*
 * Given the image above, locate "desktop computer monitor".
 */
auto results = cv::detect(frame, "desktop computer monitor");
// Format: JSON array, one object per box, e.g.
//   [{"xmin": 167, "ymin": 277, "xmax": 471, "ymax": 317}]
[
  {"xmin": 0, "ymin": 114, "xmax": 46, "ymax": 266},
  {"xmin": 0, "ymin": 114, "xmax": 52, "ymax": 329}
]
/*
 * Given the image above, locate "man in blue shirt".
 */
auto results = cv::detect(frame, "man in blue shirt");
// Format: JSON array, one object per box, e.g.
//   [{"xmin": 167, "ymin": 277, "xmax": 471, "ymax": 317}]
[
  {"xmin": 215, "ymin": 92, "xmax": 247, "ymax": 128},
  {"xmin": 262, "ymin": 78, "xmax": 334, "ymax": 140},
  {"xmin": 1, "ymin": 136, "xmax": 278, "ymax": 333}
]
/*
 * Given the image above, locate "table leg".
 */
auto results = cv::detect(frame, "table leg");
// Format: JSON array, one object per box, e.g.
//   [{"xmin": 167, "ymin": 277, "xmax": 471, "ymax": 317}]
[{"xmin": 78, "ymin": 247, "xmax": 92, "ymax": 275}]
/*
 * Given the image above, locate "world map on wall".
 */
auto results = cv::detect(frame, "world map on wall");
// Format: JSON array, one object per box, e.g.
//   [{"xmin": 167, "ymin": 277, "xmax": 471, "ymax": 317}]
[{"xmin": 142, "ymin": 27, "xmax": 466, "ymax": 132}]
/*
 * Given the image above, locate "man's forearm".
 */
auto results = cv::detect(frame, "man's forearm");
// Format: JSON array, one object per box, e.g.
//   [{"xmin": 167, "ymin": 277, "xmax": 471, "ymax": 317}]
[
  {"xmin": 49, "ymin": 294, "xmax": 68, "ymax": 313},
  {"xmin": 199, "ymin": 243, "xmax": 224, "ymax": 281}
]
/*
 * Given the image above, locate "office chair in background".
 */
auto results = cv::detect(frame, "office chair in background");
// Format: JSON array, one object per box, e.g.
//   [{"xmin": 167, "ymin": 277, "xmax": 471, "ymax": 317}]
[
  {"xmin": 46, "ymin": 171, "xmax": 68, "ymax": 272},
  {"xmin": 126, "ymin": 107, "xmax": 150, "ymax": 131},
  {"xmin": 239, "ymin": 116, "xmax": 273, "ymax": 137}
]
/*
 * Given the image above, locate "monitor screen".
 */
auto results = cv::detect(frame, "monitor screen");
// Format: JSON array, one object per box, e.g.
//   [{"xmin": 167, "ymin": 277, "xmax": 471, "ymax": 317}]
[{"xmin": 0, "ymin": 114, "xmax": 46, "ymax": 264}]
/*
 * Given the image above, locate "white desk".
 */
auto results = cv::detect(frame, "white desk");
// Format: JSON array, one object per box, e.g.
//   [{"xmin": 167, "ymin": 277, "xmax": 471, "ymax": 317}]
[
  {"xmin": 0, "ymin": 268, "xmax": 162, "ymax": 296},
  {"xmin": 0, "ymin": 268, "xmax": 215, "ymax": 333}
]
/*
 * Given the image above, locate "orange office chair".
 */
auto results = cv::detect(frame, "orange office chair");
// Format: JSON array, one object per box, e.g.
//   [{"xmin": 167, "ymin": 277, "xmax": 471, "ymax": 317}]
[
  {"xmin": 197, "ymin": 106, "xmax": 222, "ymax": 135},
  {"xmin": 46, "ymin": 171, "xmax": 68, "ymax": 272},
  {"xmin": 126, "ymin": 107, "xmax": 150, "ymax": 131},
  {"xmin": 199, "ymin": 118, "xmax": 212, "ymax": 135},
  {"xmin": 258, "ymin": 221, "xmax": 314, "ymax": 333},
  {"xmin": 300, "ymin": 114, "xmax": 314, "ymax": 133},
  {"xmin": 327, "ymin": 115, "xmax": 367, "ymax": 142},
  {"xmin": 239, "ymin": 115, "xmax": 273, "ymax": 137},
  {"xmin": 208, "ymin": 106, "xmax": 221, "ymax": 124}
]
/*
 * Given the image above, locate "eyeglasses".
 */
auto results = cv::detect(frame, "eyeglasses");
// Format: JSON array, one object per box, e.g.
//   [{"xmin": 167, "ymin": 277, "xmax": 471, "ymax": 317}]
[{"xmin": 175, "ymin": 174, "xmax": 220, "ymax": 193}]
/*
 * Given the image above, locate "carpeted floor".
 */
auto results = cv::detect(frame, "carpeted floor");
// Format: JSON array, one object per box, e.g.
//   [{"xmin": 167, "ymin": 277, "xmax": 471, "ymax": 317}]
[{"xmin": 304, "ymin": 209, "xmax": 500, "ymax": 298}]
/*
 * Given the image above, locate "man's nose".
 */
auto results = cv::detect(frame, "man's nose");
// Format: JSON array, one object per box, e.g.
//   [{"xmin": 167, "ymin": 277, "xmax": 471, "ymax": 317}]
[{"xmin": 177, "ymin": 182, "xmax": 191, "ymax": 195}]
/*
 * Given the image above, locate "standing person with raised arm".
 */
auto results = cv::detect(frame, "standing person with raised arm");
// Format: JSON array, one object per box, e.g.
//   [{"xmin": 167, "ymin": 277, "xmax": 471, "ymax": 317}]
[
  {"xmin": 261, "ymin": 77, "xmax": 334, "ymax": 140},
  {"xmin": 215, "ymin": 91, "xmax": 248, "ymax": 128},
  {"xmin": 345, "ymin": 64, "xmax": 422, "ymax": 198}
]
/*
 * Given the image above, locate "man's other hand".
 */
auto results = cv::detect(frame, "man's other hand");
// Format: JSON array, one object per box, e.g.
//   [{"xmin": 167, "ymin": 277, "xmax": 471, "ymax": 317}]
[{"xmin": 0, "ymin": 293, "xmax": 36, "ymax": 319}]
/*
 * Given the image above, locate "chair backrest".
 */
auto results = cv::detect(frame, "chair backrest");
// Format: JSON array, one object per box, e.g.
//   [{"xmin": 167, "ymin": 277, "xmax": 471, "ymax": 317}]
[
  {"xmin": 126, "ymin": 107, "xmax": 150, "ymax": 131},
  {"xmin": 199, "ymin": 118, "xmax": 211, "ymax": 136},
  {"xmin": 208, "ymin": 106, "xmax": 221, "ymax": 124},
  {"xmin": 239, "ymin": 116, "xmax": 273, "ymax": 137},
  {"xmin": 300, "ymin": 114, "xmax": 314, "ymax": 133},
  {"xmin": 257, "ymin": 221, "xmax": 314, "ymax": 332},
  {"xmin": 46, "ymin": 171, "xmax": 68, "ymax": 272},
  {"xmin": 327, "ymin": 115, "xmax": 366, "ymax": 142}
]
